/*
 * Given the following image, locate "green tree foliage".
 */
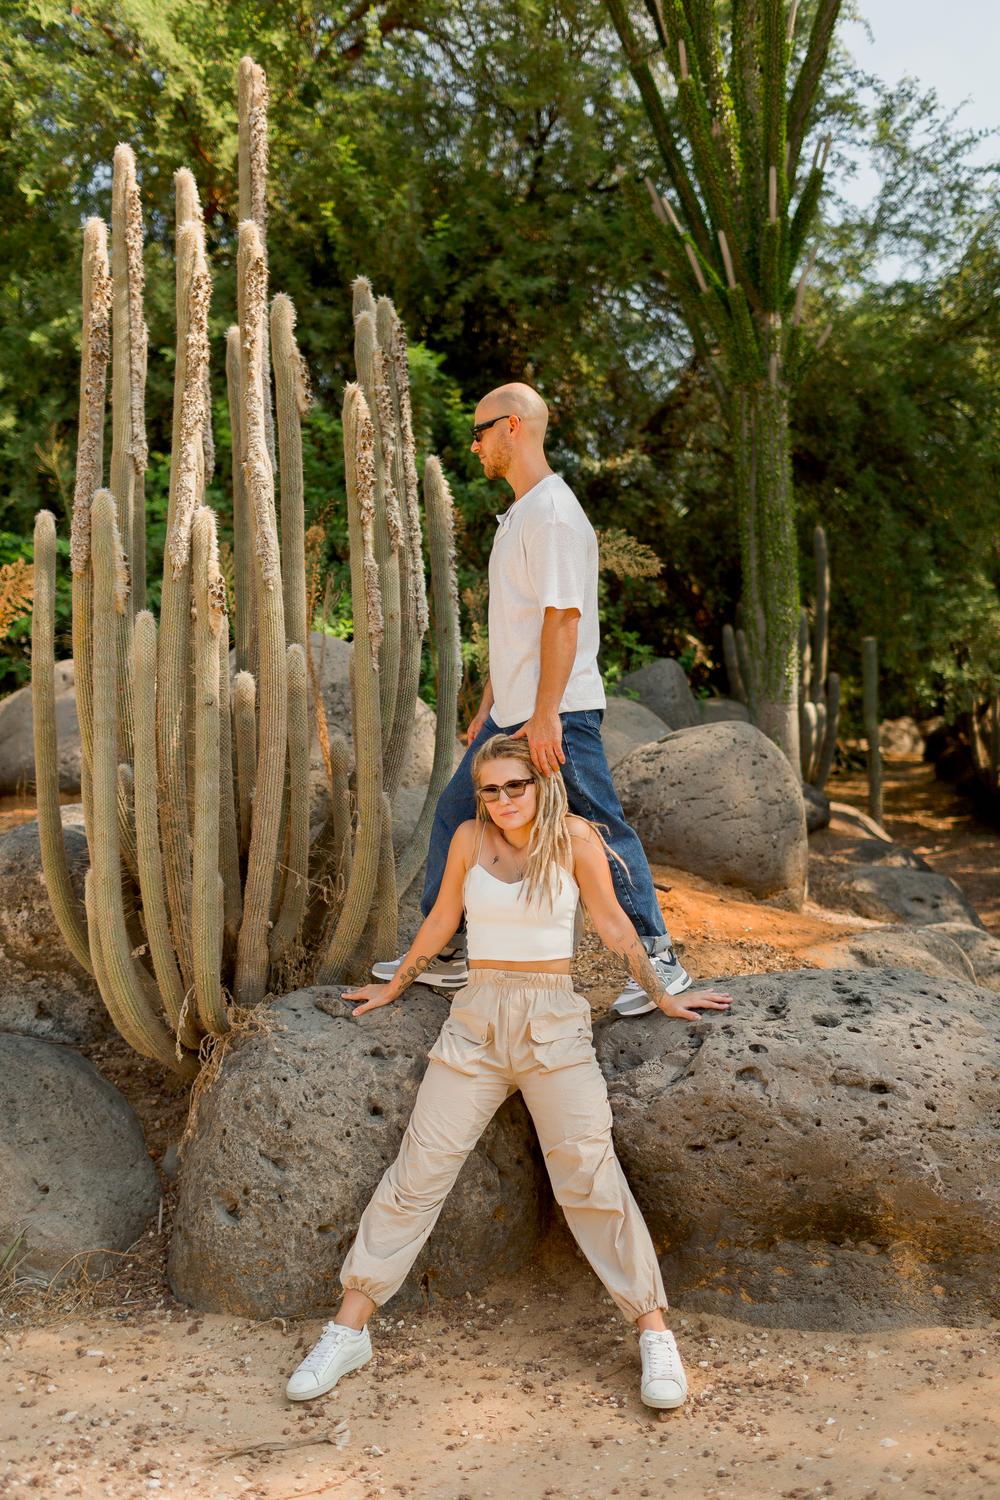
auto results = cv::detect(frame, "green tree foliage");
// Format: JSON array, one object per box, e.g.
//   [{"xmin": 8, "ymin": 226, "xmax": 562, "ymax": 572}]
[{"xmin": 1, "ymin": 1, "xmax": 996, "ymax": 727}]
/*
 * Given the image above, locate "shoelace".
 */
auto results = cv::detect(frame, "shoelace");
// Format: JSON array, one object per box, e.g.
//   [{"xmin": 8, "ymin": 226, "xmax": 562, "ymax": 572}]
[
  {"xmin": 642, "ymin": 1334, "xmax": 684, "ymax": 1383},
  {"xmin": 297, "ymin": 1322, "xmax": 353, "ymax": 1372}
]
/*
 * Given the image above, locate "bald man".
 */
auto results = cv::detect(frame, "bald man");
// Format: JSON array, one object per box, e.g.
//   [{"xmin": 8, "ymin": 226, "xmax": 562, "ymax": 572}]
[{"xmin": 373, "ymin": 383, "xmax": 690, "ymax": 1014}]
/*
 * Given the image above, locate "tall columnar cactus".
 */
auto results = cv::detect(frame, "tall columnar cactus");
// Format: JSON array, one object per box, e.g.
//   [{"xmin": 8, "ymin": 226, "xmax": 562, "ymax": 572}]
[
  {"xmin": 725, "ymin": 522, "xmax": 841, "ymax": 790},
  {"xmin": 31, "ymin": 58, "xmax": 460, "ymax": 1080},
  {"xmin": 606, "ymin": 0, "xmax": 844, "ymax": 764}
]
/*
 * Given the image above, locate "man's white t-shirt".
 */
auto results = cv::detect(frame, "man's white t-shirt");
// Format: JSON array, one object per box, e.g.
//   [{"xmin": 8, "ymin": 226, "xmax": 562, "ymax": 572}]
[{"xmin": 487, "ymin": 473, "xmax": 606, "ymax": 728}]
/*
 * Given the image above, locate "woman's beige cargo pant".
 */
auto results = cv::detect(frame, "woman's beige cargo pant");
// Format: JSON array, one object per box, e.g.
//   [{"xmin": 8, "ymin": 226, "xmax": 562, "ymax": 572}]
[{"xmin": 340, "ymin": 970, "xmax": 668, "ymax": 1322}]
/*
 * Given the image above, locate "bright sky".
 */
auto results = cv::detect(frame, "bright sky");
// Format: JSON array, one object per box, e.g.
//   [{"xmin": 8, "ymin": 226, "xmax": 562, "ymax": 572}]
[{"xmin": 842, "ymin": 0, "xmax": 999, "ymax": 153}]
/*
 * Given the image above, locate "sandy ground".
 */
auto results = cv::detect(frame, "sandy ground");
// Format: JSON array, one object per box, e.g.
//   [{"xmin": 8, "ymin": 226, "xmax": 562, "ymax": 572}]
[{"xmin": 2, "ymin": 756, "xmax": 1000, "ymax": 1499}]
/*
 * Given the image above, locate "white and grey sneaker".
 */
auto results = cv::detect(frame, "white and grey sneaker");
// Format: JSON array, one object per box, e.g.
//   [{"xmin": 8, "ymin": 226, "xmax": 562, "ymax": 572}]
[
  {"xmin": 611, "ymin": 948, "xmax": 691, "ymax": 1016},
  {"xmin": 371, "ymin": 946, "xmax": 468, "ymax": 990},
  {"xmin": 639, "ymin": 1328, "xmax": 688, "ymax": 1409},
  {"xmin": 285, "ymin": 1321, "xmax": 372, "ymax": 1401}
]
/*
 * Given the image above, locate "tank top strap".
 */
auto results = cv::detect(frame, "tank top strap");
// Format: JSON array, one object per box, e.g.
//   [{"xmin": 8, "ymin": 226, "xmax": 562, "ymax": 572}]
[{"xmin": 475, "ymin": 818, "xmax": 487, "ymax": 868}]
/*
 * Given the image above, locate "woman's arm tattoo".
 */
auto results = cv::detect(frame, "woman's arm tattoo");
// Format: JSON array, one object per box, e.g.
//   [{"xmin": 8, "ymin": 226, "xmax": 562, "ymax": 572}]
[
  {"xmin": 611, "ymin": 933, "xmax": 666, "ymax": 1004},
  {"xmin": 392, "ymin": 953, "xmax": 433, "ymax": 996}
]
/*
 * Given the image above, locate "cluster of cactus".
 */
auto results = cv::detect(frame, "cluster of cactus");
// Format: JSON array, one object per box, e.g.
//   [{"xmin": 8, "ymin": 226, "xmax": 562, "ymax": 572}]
[
  {"xmin": 723, "ymin": 524, "xmax": 840, "ymax": 790},
  {"xmin": 31, "ymin": 59, "xmax": 460, "ymax": 1080}
]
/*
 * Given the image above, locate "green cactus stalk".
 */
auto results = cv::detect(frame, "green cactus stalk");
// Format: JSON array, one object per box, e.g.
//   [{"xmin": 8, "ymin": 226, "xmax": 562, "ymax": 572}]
[
  {"xmin": 234, "ymin": 219, "xmax": 288, "ymax": 1007},
  {"xmin": 227, "ymin": 325, "xmax": 258, "ymax": 680},
  {"xmin": 396, "ymin": 456, "xmax": 461, "ymax": 895},
  {"xmin": 352, "ymin": 300, "xmax": 402, "ymax": 744},
  {"xmin": 191, "ymin": 505, "xmax": 229, "ymax": 1035},
  {"xmin": 862, "ymin": 637, "xmax": 882, "ymax": 824},
  {"xmin": 722, "ymin": 622, "xmax": 747, "ymax": 706},
  {"xmin": 132, "ymin": 608, "xmax": 199, "ymax": 1048},
  {"xmin": 216, "ymin": 624, "xmax": 242, "ymax": 947},
  {"xmin": 376, "ymin": 297, "xmax": 428, "ymax": 801},
  {"xmin": 116, "ymin": 761, "xmax": 139, "ymax": 883},
  {"xmin": 156, "ymin": 211, "xmax": 211, "ymax": 991},
  {"xmin": 810, "ymin": 525, "xmax": 829, "ymax": 703},
  {"xmin": 110, "ymin": 143, "xmax": 148, "ymax": 616},
  {"xmin": 237, "ymin": 56, "xmax": 275, "ymax": 474},
  {"xmin": 353, "ymin": 790, "xmax": 398, "ymax": 977},
  {"xmin": 234, "ymin": 669, "xmax": 257, "ymax": 858},
  {"xmin": 814, "ymin": 670, "xmax": 840, "ymax": 790},
  {"xmin": 70, "ymin": 216, "xmax": 113, "ymax": 845},
  {"xmin": 31, "ymin": 510, "xmax": 93, "ymax": 975},
  {"xmin": 271, "ymin": 294, "xmax": 310, "ymax": 649},
  {"xmin": 315, "ymin": 384, "xmax": 385, "ymax": 983},
  {"xmin": 89, "ymin": 490, "xmax": 198, "ymax": 1077},
  {"xmin": 270, "ymin": 642, "xmax": 309, "ymax": 959}
]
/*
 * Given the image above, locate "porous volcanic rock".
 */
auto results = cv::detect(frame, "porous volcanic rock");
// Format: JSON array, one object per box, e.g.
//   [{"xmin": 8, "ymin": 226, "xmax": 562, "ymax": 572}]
[
  {"xmin": 928, "ymin": 922, "xmax": 1000, "ymax": 994},
  {"xmin": 600, "ymin": 697, "xmax": 670, "ymax": 767},
  {"xmin": 0, "ymin": 660, "xmax": 81, "ymax": 794},
  {"xmin": 594, "ymin": 968, "xmax": 1000, "ymax": 1330},
  {"xmin": 829, "ymin": 865, "xmax": 984, "ymax": 929},
  {"xmin": 168, "ymin": 988, "xmax": 551, "ymax": 1317},
  {"xmin": 307, "ymin": 633, "xmax": 434, "ymax": 789},
  {"xmin": 618, "ymin": 658, "xmax": 701, "ymax": 730},
  {"xmin": 802, "ymin": 784, "xmax": 831, "ymax": 834},
  {"xmin": 698, "ymin": 697, "xmax": 751, "ymax": 725},
  {"xmin": 0, "ymin": 1033, "xmax": 159, "ymax": 1284},
  {"xmin": 613, "ymin": 721, "xmax": 808, "ymax": 906},
  {"xmin": 801, "ymin": 925, "xmax": 976, "ymax": 984},
  {"xmin": 0, "ymin": 804, "xmax": 89, "ymax": 972}
]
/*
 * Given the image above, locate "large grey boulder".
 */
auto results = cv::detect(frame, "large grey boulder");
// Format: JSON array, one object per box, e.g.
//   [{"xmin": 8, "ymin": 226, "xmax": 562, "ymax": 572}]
[
  {"xmin": 928, "ymin": 922, "xmax": 1000, "ymax": 994},
  {"xmin": 0, "ymin": 804, "xmax": 90, "ymax": 973},
  {"xmin": 168, "ymin": 988, "xmax": 551, "ymax": 1316},
  {"xmin": 802, "ymin": 784, "xmax": 830, "ymax": 834},
  {"xmin": 600, "ymin": 697, "xmax": 670, "ymax": 768},
  {"xmin": 595, "ymin": 968, "xmax": 1000, "ymax": 1330},
  {"xmin": 618, "ymin": 658, "xmax": 700, "ymax": 730},
  {"xmin": 614, "ymin": 720, "xmax": 808, "ymax": 906},
  {"xmin": 801, "ymin": 925, "xmax": 977, "ymax": 984},
  {"xmin": 830, "ymin": 865, "xmax": 985, "ymax": 929},
  {"xmin": 0, "ymin": 661, "xmax": 81, "ymax": 794},
  {"xmin": 880, "ymin": 716, "xmax": 924, "ymax": 757},
  {"xmin": 308, "ymin": 633, "xmax": 434, "ymax": 789},
  {"xmin": 0, "ymin": 807, "xmax": 110, "ymax": 1044},
  {"xmin": 698, "ymin": 696, "xmax": 751, "ymax": 725},
  {"xmin": 0, "ymin": 1034, "xmax": 159, "ymax": 1284}
]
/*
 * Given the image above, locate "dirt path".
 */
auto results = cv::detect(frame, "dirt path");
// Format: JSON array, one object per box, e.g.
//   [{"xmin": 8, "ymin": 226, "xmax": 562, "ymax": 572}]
[
  {"xmin": 3, "ymin": 1261, "xmax": 999, "ymax": 1500},
  {"xmin": 828, "ymin": 757, "xmax": 1000, "ymax": 936}
]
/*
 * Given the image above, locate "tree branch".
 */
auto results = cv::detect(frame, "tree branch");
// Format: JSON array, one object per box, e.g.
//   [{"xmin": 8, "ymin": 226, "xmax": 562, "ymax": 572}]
[{"xmin": 786, "ymin": 0, "xmax": 843, "ymax": 180}]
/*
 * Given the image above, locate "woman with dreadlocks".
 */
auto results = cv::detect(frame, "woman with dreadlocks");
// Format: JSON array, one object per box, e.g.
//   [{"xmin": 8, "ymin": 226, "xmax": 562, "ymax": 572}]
[{"xmin": 285, "ymin": 734, "xmax": 731, "ymax": 1410}]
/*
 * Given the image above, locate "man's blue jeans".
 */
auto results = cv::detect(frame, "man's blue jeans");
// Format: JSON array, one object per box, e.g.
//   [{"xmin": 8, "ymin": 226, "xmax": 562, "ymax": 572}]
[{"xmin": 420, "ymin": 709, "xmax": 670, "ymax": 948}]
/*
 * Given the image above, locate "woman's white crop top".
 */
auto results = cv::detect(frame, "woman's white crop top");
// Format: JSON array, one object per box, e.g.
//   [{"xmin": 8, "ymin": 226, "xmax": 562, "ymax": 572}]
[{"xmin": 464, "ymin": 859, "xmax": 580, "ymax": 962}]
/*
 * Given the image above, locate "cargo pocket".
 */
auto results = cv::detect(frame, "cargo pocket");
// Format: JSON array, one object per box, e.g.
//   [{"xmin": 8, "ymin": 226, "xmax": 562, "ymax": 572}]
[
  {"xmin": 428, "ymin": 1007, "xmax": 492, "ymax": 1076},
  {"xmin": 528, "ymin": 999, "xmax": 592, "ymax": 1073}
]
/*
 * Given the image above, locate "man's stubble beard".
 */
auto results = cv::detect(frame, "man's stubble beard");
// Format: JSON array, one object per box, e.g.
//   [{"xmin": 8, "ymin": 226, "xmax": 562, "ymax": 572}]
[{"xmin": 482, "ymin": 432, "xmax": 513, "ymax": 481}]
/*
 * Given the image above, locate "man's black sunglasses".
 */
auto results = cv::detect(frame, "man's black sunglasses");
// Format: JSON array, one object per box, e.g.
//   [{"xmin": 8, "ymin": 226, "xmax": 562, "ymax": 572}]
[{"xmin": 471, "ymin": 413, "xmax": 512, "ymax": 443}]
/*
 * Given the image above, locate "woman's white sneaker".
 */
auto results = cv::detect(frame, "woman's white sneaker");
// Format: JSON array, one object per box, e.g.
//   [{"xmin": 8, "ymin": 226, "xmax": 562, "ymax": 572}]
[
  {"xmin": 285, "ymin": 1322, "xmax": 372, "ymax": 1400},
  {"xmin": 639, "ymin": 1328, "xmax": 688, "ymax": 1409}
]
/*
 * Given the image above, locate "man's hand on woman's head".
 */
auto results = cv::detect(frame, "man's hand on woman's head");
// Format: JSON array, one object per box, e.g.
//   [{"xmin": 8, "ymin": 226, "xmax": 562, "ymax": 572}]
[{"xmin": 512, "ymin": 708, "xmax": 565, "ymax": 776}]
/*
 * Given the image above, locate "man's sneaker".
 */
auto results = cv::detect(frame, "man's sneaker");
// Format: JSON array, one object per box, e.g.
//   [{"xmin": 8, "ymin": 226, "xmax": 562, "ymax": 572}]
[
  {"xmin": 611, "ymin": 948, "xmax": 691, "ymax": 1016},
  {"xmin": 639, "ymin": 1328, "xmax": 688, "ymax": 1410},
  {"xmin": 371, "ymin": 948, "xmax": 468, "ymax": 990},
  {"xmin": 285, "ymin": 1322, "xmax": 372, "ymax": 1401}
]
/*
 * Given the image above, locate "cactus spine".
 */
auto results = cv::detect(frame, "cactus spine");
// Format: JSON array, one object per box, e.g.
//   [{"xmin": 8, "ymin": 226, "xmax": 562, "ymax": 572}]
[{"xmin": 30, "ymin": 59, "xmax": 461, "ymax": 1081}]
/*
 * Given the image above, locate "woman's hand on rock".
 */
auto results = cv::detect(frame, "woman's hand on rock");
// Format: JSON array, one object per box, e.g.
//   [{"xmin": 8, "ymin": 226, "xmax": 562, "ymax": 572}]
[
  {"xmin": 343, "ymin": 983, "xmax": 397, "ymax": 1017},
  {"xmin": 656, "ymin": 987, "xmax": 732, "ymax": 1022}
]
